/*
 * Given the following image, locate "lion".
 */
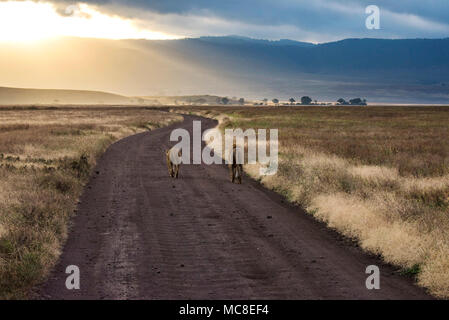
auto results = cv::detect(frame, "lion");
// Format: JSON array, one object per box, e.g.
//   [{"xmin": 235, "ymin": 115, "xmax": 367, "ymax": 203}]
[
  {"xmin": 228, "ymin": 143, "xmax": 243, "ymax": 184},
  {"xmin": 166, "ymin": 147, "xmax": 182, "ymax": 179}
]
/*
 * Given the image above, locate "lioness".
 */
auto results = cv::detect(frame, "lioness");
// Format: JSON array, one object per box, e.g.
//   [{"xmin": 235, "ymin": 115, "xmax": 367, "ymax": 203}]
[
  {"xmin": 166, "ymin": 147, "xmax": 182, "ymax": 179},
  {"xmin": 228, "ymin": 144, "xmax": 243, "ymax": 184}
]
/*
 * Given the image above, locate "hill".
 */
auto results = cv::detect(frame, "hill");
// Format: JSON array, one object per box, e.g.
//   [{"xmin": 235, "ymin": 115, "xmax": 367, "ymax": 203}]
[
  {"xmin": 1, "ymin": 36, "xmax": 448, "ymax": 103},
  {"xmin": 0, "ymin": 86, "xmax": 134, "ymax": 105}
]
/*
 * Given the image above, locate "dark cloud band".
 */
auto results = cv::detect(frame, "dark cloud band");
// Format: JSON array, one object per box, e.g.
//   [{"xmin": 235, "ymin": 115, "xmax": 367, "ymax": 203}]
[{"xmin": 5, "ymin": 0, "xmax": 449, "ymax": 40}]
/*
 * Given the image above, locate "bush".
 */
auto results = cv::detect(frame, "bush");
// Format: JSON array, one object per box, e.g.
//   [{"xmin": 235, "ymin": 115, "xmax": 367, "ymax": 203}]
[{"xmin": 70, "ymin": 154, "xmax": 90, "ymax": 178}]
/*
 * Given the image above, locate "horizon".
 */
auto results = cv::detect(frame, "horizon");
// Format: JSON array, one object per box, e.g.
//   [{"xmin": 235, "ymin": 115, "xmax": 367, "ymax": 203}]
[
  {"xmin": 3, "ymin": 32, "xmax": 449, "ymax": 46},
  {"xmin": 1, "ymin": 85, "xmax": 449, "ymax": 106}
]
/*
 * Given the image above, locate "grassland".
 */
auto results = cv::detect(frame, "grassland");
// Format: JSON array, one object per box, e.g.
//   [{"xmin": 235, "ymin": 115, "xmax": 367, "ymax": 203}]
[
  {"xmin": 0, "ymin": 106, "xmax": 181, "ymax": 299},
  {"xmin": 178, "ymin": 105, "xmax": 449, "ymax": 298},
  {"xmin": 2, "ymin": 104, "xmax": 448, "ymax": 298}
]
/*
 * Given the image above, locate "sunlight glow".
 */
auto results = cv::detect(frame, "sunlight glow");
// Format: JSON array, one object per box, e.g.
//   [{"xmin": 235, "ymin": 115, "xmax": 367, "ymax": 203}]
[{"xmin": 0, "ymin": 1, "xmax": 179, "ymax": 43}]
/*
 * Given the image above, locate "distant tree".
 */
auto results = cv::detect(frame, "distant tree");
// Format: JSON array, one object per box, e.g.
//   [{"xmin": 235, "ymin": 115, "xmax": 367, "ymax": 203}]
[
  {"xmin": 239, "ymin": 98, "xmax": 245, "ymax": 105},
  {"xmin": 272, "ymin": 98, "xmax": 279, "ymax": 105},
  {"xmin": 337, "ymin": 98, "xmax": 348, "ymax": 105},
  {"xmin": 349, "ymin": 98, "xmax": 367, "ymax": 105},
  {"xmin": 221, "ymin": 97, "xmax": 230, "ymax": 105},
  {"xmin": 289, "ymin": 98, "xmax": 296, "ymax": 105},
  {"xmin": 301, "ymin": 96, "xmax": 312, "ymax": 105},
  {"xmin": 263, "ymin": 98, "xmax": 268, "ymax": 105}
]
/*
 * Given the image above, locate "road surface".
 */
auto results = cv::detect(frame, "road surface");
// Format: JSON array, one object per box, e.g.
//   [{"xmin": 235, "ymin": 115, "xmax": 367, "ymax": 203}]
[{"xmin": 38, "ymin": 115, "xmax": 431, "ymax": 299}]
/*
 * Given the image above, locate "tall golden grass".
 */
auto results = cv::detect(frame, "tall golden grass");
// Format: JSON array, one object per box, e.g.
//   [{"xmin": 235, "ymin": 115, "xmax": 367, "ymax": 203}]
[
  {"xmin": 0, "ymin": 106, "xmax": 181, "ymax": 298},
  {"xmin": 179, "ymin": 105, "xmax": 449, "ymax": 298}
]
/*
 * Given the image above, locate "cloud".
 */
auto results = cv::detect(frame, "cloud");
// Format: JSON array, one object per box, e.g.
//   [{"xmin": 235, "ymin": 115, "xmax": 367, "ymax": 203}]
[{"xmin": 6, "ymin": 0, "xmax": 449, "ymax": 42}]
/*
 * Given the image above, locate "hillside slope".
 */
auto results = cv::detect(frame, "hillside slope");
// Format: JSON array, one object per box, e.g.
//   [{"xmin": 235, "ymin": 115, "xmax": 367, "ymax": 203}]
[
  {"xmin": 1, "ymin": 36, "xmax": 449, "ymax": 103},
  {"xmin": 0, "ymin": 86, "xmax": 133, "ymax": 105}
]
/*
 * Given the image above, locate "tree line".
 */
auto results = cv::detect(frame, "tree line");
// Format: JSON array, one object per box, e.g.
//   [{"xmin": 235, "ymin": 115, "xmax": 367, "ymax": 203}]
[{"xmin": 254, "ymin": 97, "xmax": 367, "ymax": 106}]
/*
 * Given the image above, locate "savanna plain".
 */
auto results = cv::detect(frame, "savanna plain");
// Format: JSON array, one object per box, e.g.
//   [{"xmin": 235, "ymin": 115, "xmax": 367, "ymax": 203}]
[
  {"xmin": 1, "ymin": 104, "xmax": 448, "ymax": 299},
  {"xmin": 179, "ymin": 105, "xmax": 449, "ymax": 298},
  {"xmin": 0, "ymin": 106, "xmax": 181, "ymax": 298}
]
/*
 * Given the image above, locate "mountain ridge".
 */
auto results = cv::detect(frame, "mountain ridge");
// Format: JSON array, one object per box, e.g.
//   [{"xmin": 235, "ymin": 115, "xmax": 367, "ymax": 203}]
[{"xmin": 1, "ymin": 36, "xmax": 448, "ymax": 103}]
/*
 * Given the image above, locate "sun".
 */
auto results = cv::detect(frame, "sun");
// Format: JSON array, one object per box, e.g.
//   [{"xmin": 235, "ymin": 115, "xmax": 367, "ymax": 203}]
[
  {"xmin": 0, "ymin": 1, "xmax": 56, "ymax": 42},
  {"xmin": 0, "ymin": 1, "xmax": 178, "ymax": 43}
]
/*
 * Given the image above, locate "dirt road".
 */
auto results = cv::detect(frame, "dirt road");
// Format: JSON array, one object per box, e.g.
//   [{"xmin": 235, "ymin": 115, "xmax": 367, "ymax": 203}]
[{"xmin": 38, "ymin": 115, "xmax": 431, "ymax": 299}]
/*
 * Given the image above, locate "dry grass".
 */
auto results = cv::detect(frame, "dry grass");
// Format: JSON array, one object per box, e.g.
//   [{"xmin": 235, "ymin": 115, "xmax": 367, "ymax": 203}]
[
  {"xmin": 0, "ymin": 106, "xmax": 181, "ymax": 299},
  {"xmin": 178, "ymin": 105, "xmax": 449, "ymax": 298}
]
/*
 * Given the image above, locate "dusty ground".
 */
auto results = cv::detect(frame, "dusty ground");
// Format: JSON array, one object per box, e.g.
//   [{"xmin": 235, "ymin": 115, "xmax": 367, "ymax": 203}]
[{"xmin": 37, "ymin": 115, "xmax": 431, "ymax": 299}]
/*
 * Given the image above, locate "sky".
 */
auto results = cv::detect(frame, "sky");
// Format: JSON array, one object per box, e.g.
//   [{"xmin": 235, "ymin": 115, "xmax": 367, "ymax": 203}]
[{"xmin": 0, "ymin": 0, "xmax": 449, "ymax": 43}]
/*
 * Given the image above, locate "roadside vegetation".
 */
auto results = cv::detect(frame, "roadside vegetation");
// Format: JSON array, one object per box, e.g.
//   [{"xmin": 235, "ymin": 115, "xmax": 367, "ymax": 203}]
[
  {"xmin": 0, "ymin": 106, "xmax": 181, "ymax": 298},
  {"xmin": 178, "ymin": 105, "xmax": 449, "ymax": 298}
]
